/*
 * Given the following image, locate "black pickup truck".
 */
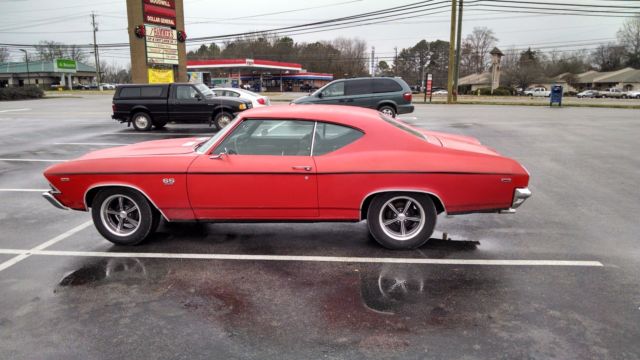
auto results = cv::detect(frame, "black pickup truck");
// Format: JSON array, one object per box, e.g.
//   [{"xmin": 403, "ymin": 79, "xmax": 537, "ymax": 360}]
[{"xmin": 111, "ymin": 83, "xmax": 252, "ymax": 131}]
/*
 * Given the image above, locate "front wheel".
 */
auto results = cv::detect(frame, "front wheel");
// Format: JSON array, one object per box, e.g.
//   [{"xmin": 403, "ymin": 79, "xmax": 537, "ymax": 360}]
[
  {"xmin": 91, "ymin": 188, "xmax": 157, "ymax": 245},
  {"xmin": 367, "ymin": 193, "xmax": 437, "ymax": 249},
  {"xmin": 213, "ymin": 111, "xmax": 233, "ymax": 130}
]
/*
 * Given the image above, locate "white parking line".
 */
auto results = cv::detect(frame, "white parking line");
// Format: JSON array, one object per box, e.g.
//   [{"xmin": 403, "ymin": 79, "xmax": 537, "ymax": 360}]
[
  {"xmin": 0, "ymin": 221, "xmax": 93, "ymax": 272},
  {"xmin": 0, "ymin": 158, "xmax": 67, "ymax": 163},
  {"xmin": 0, "ymin": 248, "xmax": 604, "ymax": 267},
  {"xmin": 0, "ymin": 189, "xmax": 49, "ymax": 192},
  {"xmin": 0, "ymin": 108, "xmax": 30, "ymax": 113},
  {"xmin": 54, "ymin": 142, "xmax": 129, "ymax": 146}
]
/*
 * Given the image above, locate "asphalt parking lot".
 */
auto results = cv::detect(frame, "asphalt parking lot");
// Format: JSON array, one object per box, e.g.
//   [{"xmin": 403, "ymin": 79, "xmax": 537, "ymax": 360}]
[{"xmin": 1, "ymin": 95, "xmax": 639, "ymax": 359}]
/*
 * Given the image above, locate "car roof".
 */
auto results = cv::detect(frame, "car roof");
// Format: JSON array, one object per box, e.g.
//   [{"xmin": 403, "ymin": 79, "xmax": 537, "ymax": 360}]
[{"xmin": 239, "ymin": 105, "xmax": 385, "ymax": 129}]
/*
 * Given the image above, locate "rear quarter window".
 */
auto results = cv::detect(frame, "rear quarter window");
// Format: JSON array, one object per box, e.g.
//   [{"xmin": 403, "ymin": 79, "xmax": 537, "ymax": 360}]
[
  {"xmin": 373, "ymin": 79, "xmax": 403, "ymax": 93},
  {"xmin": 140, "ymin": 86, "xmax": 164, "ymax": 97}
]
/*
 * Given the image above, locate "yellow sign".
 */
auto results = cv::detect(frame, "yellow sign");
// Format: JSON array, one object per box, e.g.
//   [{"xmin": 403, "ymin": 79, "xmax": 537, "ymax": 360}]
[{"xmin": 148, "ymin": 68, "xmax": 174, "ymax": 83}]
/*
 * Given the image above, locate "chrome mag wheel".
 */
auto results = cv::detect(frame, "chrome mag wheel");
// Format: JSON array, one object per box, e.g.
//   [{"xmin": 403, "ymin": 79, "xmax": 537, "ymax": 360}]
[
  {"xmin": 378, "ymin": 196, "xmax": 426, "ymax": 241},
  {"xmin": 100, "ymin": 194, "xmax": 141, "ymax": 237},
  {"xmin": 133, "ymin": 114, "xmax": 149, "ymax": 129}
]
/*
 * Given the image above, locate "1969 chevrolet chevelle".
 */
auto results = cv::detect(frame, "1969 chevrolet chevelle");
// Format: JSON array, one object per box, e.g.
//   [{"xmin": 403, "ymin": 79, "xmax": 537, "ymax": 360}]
[{"xmin": 43, "ymin": 105, "xmax": 531, "ymax": 249}]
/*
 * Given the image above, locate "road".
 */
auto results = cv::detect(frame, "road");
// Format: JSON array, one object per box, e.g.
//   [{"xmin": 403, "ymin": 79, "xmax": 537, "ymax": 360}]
[{"xmin": 0, "ymin": 95, "xmax": 639, "ymax": 359}]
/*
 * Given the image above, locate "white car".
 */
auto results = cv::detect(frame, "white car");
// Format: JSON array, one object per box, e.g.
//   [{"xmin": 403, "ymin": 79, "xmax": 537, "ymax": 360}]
[
  {"xmin": 211, "ymin": 87, "xmax": 271, "ymax": 107},
  {"xmin": 524, "ymin": 87, "xmax": 550, "ymax": 97},
  {"xmin": 626, "ymin": 90, "xmax": 640, "ymax": 99},
  {"xmin": 432, "ymin": 89, "xmax": 448, "ymax": 95},
  {"xmin": 100, "ymin": 83, "xmax": 116, "ymax": 90}
]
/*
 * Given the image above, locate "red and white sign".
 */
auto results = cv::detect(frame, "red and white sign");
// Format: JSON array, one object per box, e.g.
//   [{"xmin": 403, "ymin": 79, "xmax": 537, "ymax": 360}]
[
  {"xmin": 143, "ymin": 0, "xmax": 176, "ymax": 27},
  {"xmin": 145, "ymin": 24, "xmax": 178, "ymax": 65},
  {"xmin": 426, "ymin": 73, "xmax": 433, "ymax": 96}
]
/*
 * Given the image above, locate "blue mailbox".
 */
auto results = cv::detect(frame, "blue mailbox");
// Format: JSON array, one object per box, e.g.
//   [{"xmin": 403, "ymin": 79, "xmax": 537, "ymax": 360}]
[{"xmin": 550, "ymin": 85, "xmax": 563, "ymax": 107}]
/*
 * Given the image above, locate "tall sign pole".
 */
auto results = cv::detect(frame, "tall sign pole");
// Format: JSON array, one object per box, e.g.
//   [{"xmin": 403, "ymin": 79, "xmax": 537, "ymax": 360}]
[
  {"xmin": 126, "ymin": 0, "xmax": 186, "ymax": 83},
  {"xmin": 446, "ymin": 0, "xmax": 457, "ymax": 104},
  {"xmin": 453, "ymin": 0, "xmax": 463, "ymax": 102},
  {"xmin": 91, "ymin": 12, "xmax": 102, "ymax": 91}
]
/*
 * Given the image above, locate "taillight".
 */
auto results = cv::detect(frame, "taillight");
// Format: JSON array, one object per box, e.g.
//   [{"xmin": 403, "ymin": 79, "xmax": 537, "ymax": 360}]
[
  {"xmin": 403, "ymin": 92, "xmax": 412, "ymax": 102},
  {"xmin": 257, "ymin": 98, "xmax": 266, "ymax": 105},
  {"xmin": 112, "ymin": 103, "xmax": 116, "ymax": 112}
]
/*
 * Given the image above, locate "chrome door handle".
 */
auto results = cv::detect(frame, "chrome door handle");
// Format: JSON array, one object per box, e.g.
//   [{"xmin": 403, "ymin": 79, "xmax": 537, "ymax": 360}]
[{"xmin": 292, "ymin": 166, "xmax": 312, "ymax": 171}]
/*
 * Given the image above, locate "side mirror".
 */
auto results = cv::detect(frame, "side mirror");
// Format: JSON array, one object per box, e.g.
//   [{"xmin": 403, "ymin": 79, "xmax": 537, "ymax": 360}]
[
  {"xmin": 195, "ymin": 93, "xmax": 202, "ymax": 101},
  {"xmin": 209, "ymin": 147, "xmax": 230, "ymax": 160},
  {"xmin": 317, "ymin": 92, "xmax": 323, "ymax": 98}
]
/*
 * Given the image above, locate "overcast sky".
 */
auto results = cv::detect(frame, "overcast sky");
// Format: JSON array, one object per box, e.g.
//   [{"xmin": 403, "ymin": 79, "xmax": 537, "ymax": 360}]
[{"xmin": 0, "ymin": 0, "xmax": 634, "ymax": 67}]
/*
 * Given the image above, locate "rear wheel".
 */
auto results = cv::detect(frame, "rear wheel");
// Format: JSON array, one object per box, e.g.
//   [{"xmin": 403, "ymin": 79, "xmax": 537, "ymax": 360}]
[
  {"xmin": 131, "ymin": 112, "xmax": 153, "ymax": 131},
  {"xmin": 213, "ymin": 111, "xmax": 233, "ymax": 130},
  {"xmin": 91, "ymin": 188, "xmax": 157, "ymax": 245},
  {"xmin": 378, "ymin": 105, "xmax": 396, "ymax": 118},
  {"xmin": 367, "ymin": 193, "xmax": 437, "ymax": 249}
]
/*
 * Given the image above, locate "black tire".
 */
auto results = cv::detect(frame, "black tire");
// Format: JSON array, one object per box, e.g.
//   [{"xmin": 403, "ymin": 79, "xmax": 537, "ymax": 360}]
[
  {"xmin": 378, "ymin": 105, "xmax": 396, "ymax": 118},
  {"xmin": 153, "ymin": 119, "xmax": 167, "ymax": 129},
  {"xmin": 367, "ymin": 192, "xmax": 437, "ymax": 250},
  {"xmin": 131, "ymin": 112, "xmax": 153, "ymax": 131},
  {"xmin": 213, "ymin": 111, "xmax": 234, "ymax": 130},
  {"xmin": 91, "ymin": 187, "xmax": 157, "ymax": 245}
]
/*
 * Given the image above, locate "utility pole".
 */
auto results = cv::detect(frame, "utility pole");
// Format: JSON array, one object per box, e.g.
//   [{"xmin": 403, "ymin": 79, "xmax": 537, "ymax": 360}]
[
  {"xmin": 446, "ymin": 0, "xmax": 457, "ymax": 104},
  {"xmin": 371, "ymin": 46, "xmax": 375, "ymax": 77},
  {"xmin": 453, "ymin": 0, "xmax": 464, "ymax": 102},
  {"xmin": 394, "ymin": 46, "xmax": 398, "ymax": 76},
  {"xmin": 91, "ymin": 12, "xmax": 103, "ymax": 91},
  {"xmin": 19, "ymin": 49, "xmax": 30, "ymax": 87}
]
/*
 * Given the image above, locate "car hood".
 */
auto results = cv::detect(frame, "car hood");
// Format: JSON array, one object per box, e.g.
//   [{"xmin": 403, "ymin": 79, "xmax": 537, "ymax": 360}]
[
  {"xmin": 291, "ymin": 95, "xmax": 314, "ymax": 104},
  {"xmin": 79, "ymin": 137, "xmax": 207, "ymax": 159},
  {"xmin": 421, "ymin": 130, "xmax": 500, "ymax": 156}
]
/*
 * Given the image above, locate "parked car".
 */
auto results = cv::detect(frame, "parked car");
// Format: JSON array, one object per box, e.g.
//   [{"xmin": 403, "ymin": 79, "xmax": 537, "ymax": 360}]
[
  {"xmin": 211, "ymin": 87, "xmax": 271, "ymax": 107},
  {"xmin": 43, "ymin": 105, "xmax": 531, "ymax": 250},
  {"xmin": 300, "ymin": 84, "xmax": 319, "ymax": 93},
  {"xmin": 523, "ymin": 87, "xmax": 550, "ymax": 97},
  {"xmin": 432, "ymin": 89, "xmax": 448, "ymax": 95},
  {"xmin": 291, "ymin": 77, "xmax": 414, "ymax": 118},
  {"xmin": 576, "ymin": 90, "xmax": 599, "ymax": 98},
  {"xmin": 111, "ymin": 83, "xmax": 252, "ymax": 131},
  {"xmin": 101, "ymin": 83, "xmax": 116, "ymax": 90},
  {"xmin": 626, "ymin": 90, "xmax": 640, "ymax": 99},
  {"xmin": 598, "ymin": 88, "xmax": 627, "ymax": 98}
]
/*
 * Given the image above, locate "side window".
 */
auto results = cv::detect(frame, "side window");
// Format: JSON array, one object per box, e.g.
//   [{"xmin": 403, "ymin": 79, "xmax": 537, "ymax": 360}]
[
  {"xmin": 373, "ymin": 79, "xmax": 402, "ymax": 93},
  {"xmin": 313, "ymin": 122, "xmax": 364, "ymax": 156},
  {"xmin": 140, "ymin": 86, "xmax": 163, "ymax": 97},
  {"xmin": 345, "ymin": 79, "xmax": 373, "ymax": 95},
  {"xmin": 120, "ymin": 87, "xmax": 140, "ymax": 98},
  {"xmin": 322, "ymin": 82, "xmax": 344, "ymax": 97},
  {"xmin": 214, "ymin": 119, "xmax": 315, "ymax": 156},
  {"xmin": 176, "ymin": 85, "xmax": 198, "ymax": 100}
]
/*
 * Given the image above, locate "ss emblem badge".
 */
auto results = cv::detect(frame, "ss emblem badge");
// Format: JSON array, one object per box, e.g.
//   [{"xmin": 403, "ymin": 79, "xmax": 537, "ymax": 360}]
[{"xmin": 162, "ymin": 178, "xmax": 175, "ymax": 186}]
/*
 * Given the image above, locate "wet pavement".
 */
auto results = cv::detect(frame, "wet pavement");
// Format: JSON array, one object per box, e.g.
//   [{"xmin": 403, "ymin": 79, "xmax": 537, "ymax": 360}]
[{"xmin": 1, "ymin": 96, "xmax": 639, "ymax": 359}]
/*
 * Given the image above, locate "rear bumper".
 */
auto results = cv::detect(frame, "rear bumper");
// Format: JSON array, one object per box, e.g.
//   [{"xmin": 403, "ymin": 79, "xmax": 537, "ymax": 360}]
[
  {"xmin": 397, "ymin": 104, "xmax": 414, "ymax": 114},
  {"xmin": 42, "ymin": 191, "xmax": 69, "ymax": 210},
  {"xmin": 499, "ymin": 187, "xmax": 532, "ymax": 214}
]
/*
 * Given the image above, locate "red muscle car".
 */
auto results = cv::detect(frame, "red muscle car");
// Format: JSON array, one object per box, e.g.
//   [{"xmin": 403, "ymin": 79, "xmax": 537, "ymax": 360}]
[{"xmin": 43, "ymin": 105, "xmax": 531, "ymax": 249}]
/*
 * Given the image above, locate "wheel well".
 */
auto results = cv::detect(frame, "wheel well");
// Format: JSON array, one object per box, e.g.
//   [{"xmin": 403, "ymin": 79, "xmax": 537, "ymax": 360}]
[
  {"xmin": 85, "ymin": 185, "xmax": 163, "ymax": 218},
  {"xmin": 377, "ymin": 102, "xmax": 396, "ymax": 112},
  {"xmin": 360, "ymin": 191, "xmax": 445, "ymax": 220},
  {"xmin": 130, "ymin": 108, "xmax": 151, "ymax": 119},
  {"xmin": 212, "ymin": 106, "xmax": 232, "ymax": 116}
]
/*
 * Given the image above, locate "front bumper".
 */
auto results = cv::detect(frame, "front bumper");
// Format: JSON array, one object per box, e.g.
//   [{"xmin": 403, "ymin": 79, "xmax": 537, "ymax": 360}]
[
  {"xmin": 499, "ymin": 187, "xmax": 532, "ymax": 214},
  {"xmin": 43, "ymin": 191, "xmax": 69, "ymax": 210}
]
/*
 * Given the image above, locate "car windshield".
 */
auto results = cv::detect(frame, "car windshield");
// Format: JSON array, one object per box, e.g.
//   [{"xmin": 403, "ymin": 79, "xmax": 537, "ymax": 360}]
[
  {"xmin": 378, "ymin": 113, "xmax": 427, "ymax": 141},
  {"xmin": 195, "ymin": 83, "xmax": 215, "ymax": 99},
  {"xmin": 195, "ymin": 116, "xmax": 241, "ymax": 154}
]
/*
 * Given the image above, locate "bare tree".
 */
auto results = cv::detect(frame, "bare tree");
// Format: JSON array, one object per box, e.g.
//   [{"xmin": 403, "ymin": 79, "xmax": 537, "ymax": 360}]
[
  {"xmin": 0, "ymin": 47, "xmax": 9, "ymax": 62},
  {"xmin": 591, "ymin": 43, "xmax": 626, "ymax": 71},
  {"xmin": 463, "ymin": 27, "xmax": 498, "ymax": 74},
  {"xmin": 34, "ymin": 41, "xmax": 87, "ymax": 62},
  {"xmin": 331, "ymin": 37, "xmax": 368, "ymax": 78},
  {"xmin": 617, "ymin": 15, "xmax": 640, "ymax": 67}
]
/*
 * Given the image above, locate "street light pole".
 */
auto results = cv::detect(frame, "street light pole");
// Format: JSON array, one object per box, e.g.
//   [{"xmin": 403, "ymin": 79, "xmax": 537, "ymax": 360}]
[{"xmin": 19, "ymin": 49, "xmax": 31, "ymax": 87}]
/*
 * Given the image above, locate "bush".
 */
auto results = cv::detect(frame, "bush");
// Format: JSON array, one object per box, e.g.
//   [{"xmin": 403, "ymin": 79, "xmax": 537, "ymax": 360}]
[
  {"xmin": 0, "ymin": 86, "xmax": 44, "ymax": 101},
  {"xmin": 474, "ymin": 87, "xmax": 512, "ymax": 96}
]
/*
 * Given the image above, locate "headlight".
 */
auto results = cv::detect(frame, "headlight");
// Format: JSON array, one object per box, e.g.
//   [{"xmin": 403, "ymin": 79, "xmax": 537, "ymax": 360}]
[{"xmin": 239, "ymin": 103, "xmax": 246, "ymax": 110}]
